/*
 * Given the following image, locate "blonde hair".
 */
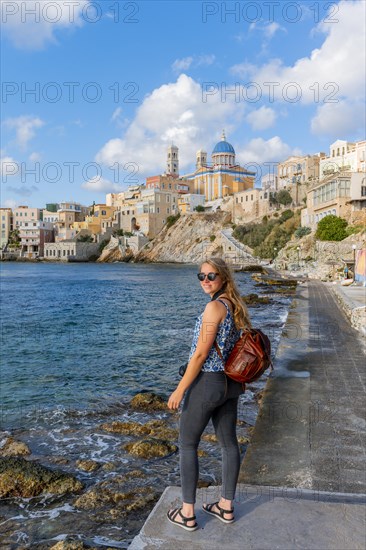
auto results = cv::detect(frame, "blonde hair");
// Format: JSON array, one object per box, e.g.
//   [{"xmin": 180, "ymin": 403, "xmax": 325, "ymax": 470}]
[{"xmin": 200, "ymin": 257, "xmax": 251, "ymax": 330}]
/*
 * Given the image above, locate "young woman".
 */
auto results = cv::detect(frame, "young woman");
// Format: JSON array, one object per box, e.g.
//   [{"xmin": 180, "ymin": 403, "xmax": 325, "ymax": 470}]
[{"xmin": 167, "ymin": 257, "xmax": 251, "ymax": 531}]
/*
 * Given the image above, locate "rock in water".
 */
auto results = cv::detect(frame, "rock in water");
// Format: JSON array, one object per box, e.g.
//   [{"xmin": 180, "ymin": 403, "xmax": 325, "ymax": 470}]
[
  {"xmin": 0, "ymin": 437, "xmax": 31, "ymax": 457},
  {"xmin": 0, "ymin": 457, "xmax": 83, "ymax": 498},
  {"xmin": 130, "ymin": 392, "xmax": 166, "ymax": 411},
  {"xmin": 123, "ymin": 439, "xmax": 177, "ymax": 459}
]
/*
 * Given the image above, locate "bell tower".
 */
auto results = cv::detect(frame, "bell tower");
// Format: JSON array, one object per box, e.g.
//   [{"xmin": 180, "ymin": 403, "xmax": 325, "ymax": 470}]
[
  {"xmin": 167, "ymin": 144, "xmax": 179, "ymax": 177},
  {"xmin": 196, "ymin": 149, "xmax": 207, "ymax": 170}
]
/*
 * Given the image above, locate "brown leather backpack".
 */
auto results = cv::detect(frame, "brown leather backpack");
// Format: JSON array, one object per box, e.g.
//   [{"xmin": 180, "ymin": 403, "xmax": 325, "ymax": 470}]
[{"xmin": 215, "ymin": 328, "xmax": 273, "ymax": 385}]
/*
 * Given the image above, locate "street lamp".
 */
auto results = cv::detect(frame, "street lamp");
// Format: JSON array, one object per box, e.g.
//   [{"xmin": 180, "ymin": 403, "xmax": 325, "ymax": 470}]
[
  {"xmin": 296, "ymin": 246, "xmax": 300, "ymax": 269},
  {"xmin": 352, "ymin": 244, "xmax": 357, "ymax": 280}
]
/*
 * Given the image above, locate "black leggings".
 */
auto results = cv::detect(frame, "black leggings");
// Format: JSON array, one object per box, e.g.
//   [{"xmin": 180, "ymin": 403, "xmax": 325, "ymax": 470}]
[{"xmin": 179, "ymin": 371, "xmax": 242, "ymax": 504}]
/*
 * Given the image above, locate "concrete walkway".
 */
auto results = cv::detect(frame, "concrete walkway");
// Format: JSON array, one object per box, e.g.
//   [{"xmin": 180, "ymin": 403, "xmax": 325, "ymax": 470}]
[{"xmin": 130, "ymin": 281, "xmax": 366, "ymax": 549}]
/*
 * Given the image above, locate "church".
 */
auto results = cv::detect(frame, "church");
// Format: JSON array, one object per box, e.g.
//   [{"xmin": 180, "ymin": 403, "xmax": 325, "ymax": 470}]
[{"xmin": 146, "ymin": 131, "xmax": 256, "ymax": 201}]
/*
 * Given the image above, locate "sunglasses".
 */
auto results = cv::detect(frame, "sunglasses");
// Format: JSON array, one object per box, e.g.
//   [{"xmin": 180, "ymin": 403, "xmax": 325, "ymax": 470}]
[{"xmin": 197, "ymin": 272, "xmax": 219, "ymax": 281}]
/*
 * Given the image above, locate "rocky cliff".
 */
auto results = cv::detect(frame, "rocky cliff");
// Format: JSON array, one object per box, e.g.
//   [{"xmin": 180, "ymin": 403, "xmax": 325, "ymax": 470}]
[{"xmin": 136, "ymin": 211, "xmax": 234, "ymax": 263}]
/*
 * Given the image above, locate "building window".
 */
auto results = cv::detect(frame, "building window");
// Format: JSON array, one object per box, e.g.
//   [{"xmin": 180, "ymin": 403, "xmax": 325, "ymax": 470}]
[
  {"xmin": 102, "ymin": 210, "xmax": 106, "ymax": 215},
  {"xmin": 167, "ymin": 207, "xmax": 170, "ymax": 214},
  {"xmin": 246, "ymin": 196, "xmax": 248, "ymax": 202},
  {"xmin": 241, "ymin": 197, "xmax": 243, "ymax": 203},
  {"xmin": 1, "ymin": 224, "xmax": 4, "ymax": 229},
  {"xmin": 361, "ymin": 186, "xmax": 366, "ymax": 197},
  {"xmin": 157, "ymin": 207, "xmax": 160, "ymax": 213}
]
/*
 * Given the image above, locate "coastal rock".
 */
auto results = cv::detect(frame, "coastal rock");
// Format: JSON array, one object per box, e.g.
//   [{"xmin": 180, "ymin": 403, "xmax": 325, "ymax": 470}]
[
  {"xmin": 0, "ymin": 457, "xmax": 83, "ymax": 498},
  {"xmin": 50, "ymin": 542, "xmax": 97, "ymax": 550},
  {"xmin": 100, "ymin": 420, "xmax": 150, "ymax": 436},
  {"xmin": 75, "ymin": 459, "xmax": 100, "ymax": 472},
  {"xmin": 235, "ymin": 265, "xmax": 269, "ymax": 273},
  {"xmin": 251, "ymin": 274, "xmax": 297, "ymax": 286},
  {"xmin": 100, "ymin": 419, "xmax": 178, "ymax": 441},
  {"xmin": 135, "ymin": 211, "xmax": 233, "ymax": 263},
  {"xmin": 0, "ymin": 437, "xmax": 31, "ymax": 457},
  {"xmin": 130, "ymin": 392, "xmax": 167, "ymax": 411},
  {"xmin": 74, "ymin": 477, "xmax": 157, "ymax": 518},
  {"xmin": 123, "ymin": 438, "xmax": 177, "ymax": 459},
  {"xmin": 202, "ymin": 433, "xmax": 218, "ymax": 443},
  {"xmin": 242, "ymin": 293, "xmax": 271, "ymax": 306}
]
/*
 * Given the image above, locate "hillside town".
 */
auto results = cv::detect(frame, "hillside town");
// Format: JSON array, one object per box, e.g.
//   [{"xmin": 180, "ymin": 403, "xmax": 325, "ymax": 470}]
[{"xmin": 1, "ymin": 134, "xmax": 365, "ymax": 263}]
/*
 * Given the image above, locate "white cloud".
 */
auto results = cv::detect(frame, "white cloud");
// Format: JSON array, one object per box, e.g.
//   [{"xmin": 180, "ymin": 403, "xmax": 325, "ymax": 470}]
[
  {"xmin": 237, "ymin": 136, "xmax": 301, "ymax": 165},
  {"xmin": 172, "ymin": 54, "xmax": 215, "ymax": 73},
  {"xmin": 246, "ymin": 106, "xmax": 277, "ymax": 131},
  {"xmin": 111, "ymin": 107, "xmax": 123, "ymax": 122},
  {"xmin": 29, "ymin": 151, "xmax": 41, "ymax": 162},
  {"xmin": 231, "ymin": 0, "xmax": 365, "ymax": 127},
  {"xmin": 249, "ymin": 21, "xmax": 286, "ymax": 40},
  {"xmin": 311, "ymin": 100, "xmax": 366, "ymax": 138},
  {"xmin": 1, "ymin": 0, "xmax": 89, "ymax": 50},
  {"xmin": 96, "ymin": 74, "xmax": 245, "ymax": 177},
  {"xmin": 81, "ymin": 177, "xmax": 123, "ymax": 193},
  {"xmin": 196, "ymin": 54, "xmax": 215, "ymax": 66},
  {"xmin": 4, "ymin": 115, "xmax": 45, "ymax": 149},
  {"xmin": 263, "ymin": 22, "xmax": 285, "ymax": 39},
  {"xmin": 1, "ymin": 155, "xmax": 19, "ymax": 178},
  {"xmin": 172, "ymin": 57, "xmax": 193, "ymax": 72}
]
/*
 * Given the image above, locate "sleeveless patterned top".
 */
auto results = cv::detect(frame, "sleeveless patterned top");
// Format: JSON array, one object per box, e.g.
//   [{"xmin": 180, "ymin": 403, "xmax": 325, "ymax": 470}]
[{"xmin": 188, "ymin": 299, "xmax": 241, "ymax": 372}]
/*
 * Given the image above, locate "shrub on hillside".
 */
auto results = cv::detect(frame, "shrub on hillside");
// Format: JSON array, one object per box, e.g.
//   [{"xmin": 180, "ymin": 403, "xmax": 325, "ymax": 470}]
[
  {"xmin": 315, "ymin": 215, "xmax": 348, "ymax": 241},
  {"xmin": 166, "ymin": 213, "xmax": 181, "ymax": 228},
  {"xmin": 294, "ymin": 226, "xmax": 312, "ymax": 238},
  {"xmin": 279, "ymin": 209, "xmax": 294, "ymax": 223},
  {"xmin": 194, "ymin": 205, "xmax": 205, "ymax": 212}
]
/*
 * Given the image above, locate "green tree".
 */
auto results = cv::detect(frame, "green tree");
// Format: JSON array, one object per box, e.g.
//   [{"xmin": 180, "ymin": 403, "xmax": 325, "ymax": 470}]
[
  {"xmin": 77, "ymin": 234, "xmax": 94, "ymax": 242},
  {"xmin": 276, "ymin": 190, "xmax": 292, "ymax": 206},
  {"xmin": 194, "ymin": 205, "xmax": 205, "ymax": 212},
  {"xmin": 315, "ymin": 215, "xmax": 348, "ymax": 241}
]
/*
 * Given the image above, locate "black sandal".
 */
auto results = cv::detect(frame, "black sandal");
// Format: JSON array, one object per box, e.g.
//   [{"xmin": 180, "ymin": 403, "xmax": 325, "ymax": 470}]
[
  {"xmin": 167, "ymin": 507, "xmax": 199, "ymax": 531},
  {"xmin": 202, "ymin": 501, "xmax": 235, "ymax": 523}
]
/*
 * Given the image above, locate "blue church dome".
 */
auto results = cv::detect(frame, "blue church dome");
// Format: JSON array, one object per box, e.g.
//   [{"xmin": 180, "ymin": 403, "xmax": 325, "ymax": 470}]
[{"xmin": 212, "ymin": 131, "xmax": 235, "ymax": 155}]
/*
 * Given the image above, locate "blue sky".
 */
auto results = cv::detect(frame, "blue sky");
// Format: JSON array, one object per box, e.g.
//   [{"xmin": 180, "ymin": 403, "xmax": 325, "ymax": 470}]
[{"xmin": 1, "ymin": 0, "xmax": 365, "ymax": 208}]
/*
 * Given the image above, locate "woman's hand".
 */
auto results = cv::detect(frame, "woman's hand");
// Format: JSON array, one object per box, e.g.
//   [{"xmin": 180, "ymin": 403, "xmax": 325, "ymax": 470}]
[{"xmin": 167, "ymin": 388, "xmax": 185, "ymax": 410}]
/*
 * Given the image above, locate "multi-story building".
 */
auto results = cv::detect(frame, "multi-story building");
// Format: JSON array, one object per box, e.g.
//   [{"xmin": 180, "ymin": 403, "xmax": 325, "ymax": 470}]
[
  {"xmin": 54, "ymin": 202, "xmax": 90, "ymax": 241},
  {"xmin": 42, "ymin": 210, "xmax": 60, "ymax": 224},
  {"xmin": 135, "ymin": 189, "xmax": 179, "ymax": 238},
  {"xmin": 301, "ymin": 172, "xmax": 361, "ymax": 229},
  {"xmin": 278, "ymin": 153, "xmax": 325, "ymax": 186},
  {"xmin": 0, "ymin": 208, "xmax": 13, "ymax": 249},
  {"xmin": 146, "ymin": 174, "xmax": 191, "ymax": 194},
  {"xmin": 261, "ymin": 172, "xmax": 278, "ymax": 192},
  {"xmin": 13, "ymin": 206, "xmax": 42, "ymax": 228},
  {"xmin": 106, "ymin": 185, "xmax": 144, "ymax": 208},
  {"xmin": 73, "ymin": 204, "xmax": 116, "ymax": 235},
  {"xmin": 319, "ymin": 140, "xmax": 366, "ymax": 179},
  {"xmin": 177, "ymin": 194, "xmax": 205, "ymax": 213},
  {"xmin": 182, "ymin": 132, "xmax": 255, "ymax": 200},
  {"xmin": 19, "ymin": 220, "xmax": 54, "ymax": 258},
  {"xmin": 233, "ymin": 188, "xmax": 272, "ymax": 224}
]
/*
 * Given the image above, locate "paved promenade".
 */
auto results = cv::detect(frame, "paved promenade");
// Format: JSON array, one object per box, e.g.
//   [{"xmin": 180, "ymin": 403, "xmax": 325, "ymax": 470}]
[{"xmin": 130, "ymin": 281, "xmax": 366, "ymax": 549}]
